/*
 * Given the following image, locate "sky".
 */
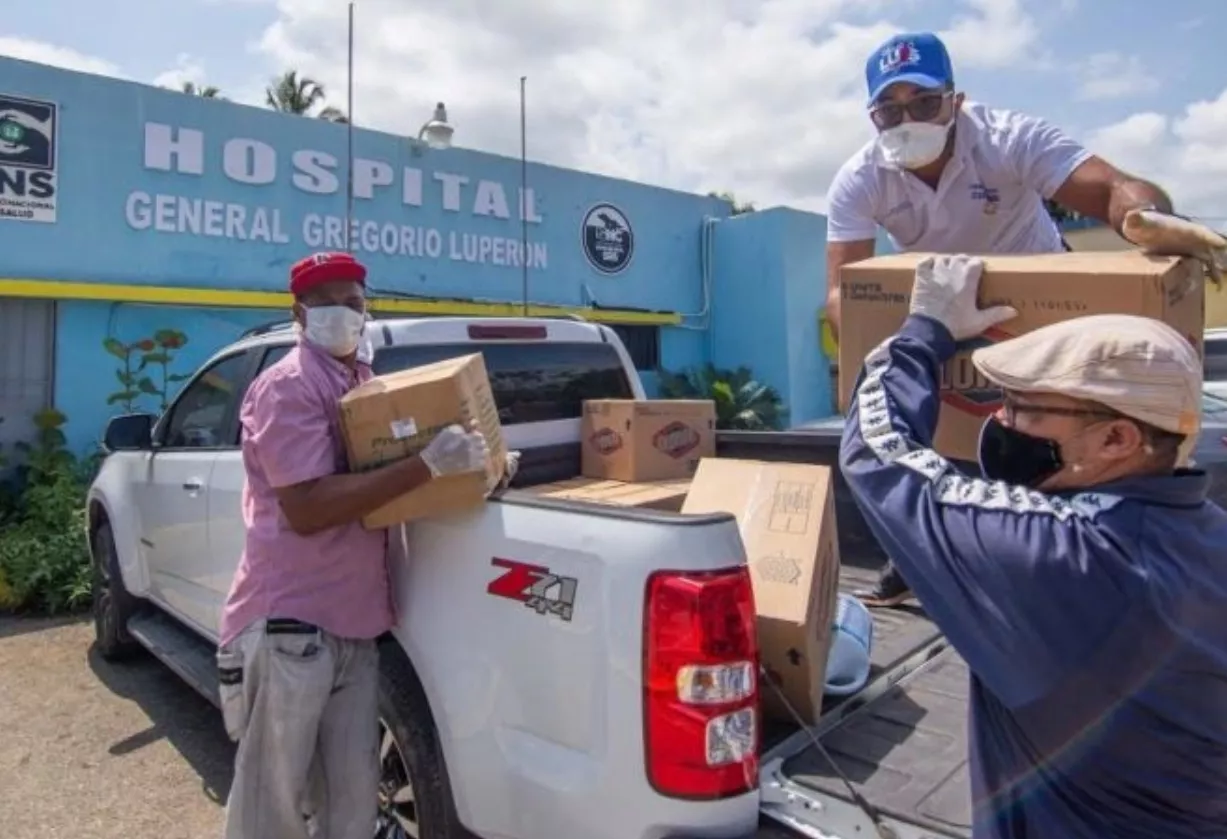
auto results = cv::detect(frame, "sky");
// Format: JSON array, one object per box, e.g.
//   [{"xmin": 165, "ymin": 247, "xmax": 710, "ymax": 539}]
[{"xmin": 3, "ymin": 0, "xmax": 1226, "ymax": 222}]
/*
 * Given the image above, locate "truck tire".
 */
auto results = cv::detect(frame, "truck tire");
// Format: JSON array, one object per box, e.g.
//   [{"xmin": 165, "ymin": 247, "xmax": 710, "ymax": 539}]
[
  {"xmin": 376, "ymin": 643, "xmax": 469, "ymax": 839},
  {"xmin": 91, "ymin": 520, "xmax": 141, "ymax": 661}
]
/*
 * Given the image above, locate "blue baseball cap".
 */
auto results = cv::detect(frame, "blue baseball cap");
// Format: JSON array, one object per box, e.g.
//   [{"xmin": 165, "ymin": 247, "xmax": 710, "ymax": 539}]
[{"xmin": 865, "ymin": 32, "xmax": 954, "ymax": 105}]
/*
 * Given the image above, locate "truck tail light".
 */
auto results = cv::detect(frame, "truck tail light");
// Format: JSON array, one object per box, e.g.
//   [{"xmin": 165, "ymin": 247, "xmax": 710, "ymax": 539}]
[{"xmin": 643, "ymin": 566, "xmax": 759, "ymax": 799}]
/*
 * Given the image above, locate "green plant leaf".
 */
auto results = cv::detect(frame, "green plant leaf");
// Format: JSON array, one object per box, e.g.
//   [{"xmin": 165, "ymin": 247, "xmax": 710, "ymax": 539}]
[
  {"xmin": 114, "ymin": 370, "xmax": 134, "ymax": 386},
  {"xmin": 167, "ymin": 373, "xmax": 191, "ymax": 383},
  {"xmin": 136, "ymin": 376, "xmax": 160, "ymax": 395},
  {"xmin": 106, "ymin": 391, "xmax": 139, "ymax": 405},
  {"xmin": 103, "ymin": 337, "xmax": 128, "ymax": 360},
  {"xmin": 141, "ymin": 351, "xmax": 171, "ymax": 365}
]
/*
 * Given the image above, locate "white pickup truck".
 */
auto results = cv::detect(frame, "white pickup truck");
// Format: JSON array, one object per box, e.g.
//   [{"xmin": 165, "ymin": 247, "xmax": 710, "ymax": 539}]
[{"xmin": 87, "ymin": 316, "xmax": 966, "ymax": 839}]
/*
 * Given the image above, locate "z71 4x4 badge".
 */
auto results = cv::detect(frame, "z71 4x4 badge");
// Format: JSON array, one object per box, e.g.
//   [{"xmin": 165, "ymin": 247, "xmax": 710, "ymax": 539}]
[{"xmin": 486, "ymin": 558, "xmax": 578, "ymax": 622}]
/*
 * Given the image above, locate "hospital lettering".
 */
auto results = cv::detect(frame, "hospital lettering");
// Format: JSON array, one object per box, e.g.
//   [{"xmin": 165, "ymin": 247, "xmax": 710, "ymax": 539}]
[{"xmin": 127, "ymin": 122, "xmax": 548, "ymax": 269}]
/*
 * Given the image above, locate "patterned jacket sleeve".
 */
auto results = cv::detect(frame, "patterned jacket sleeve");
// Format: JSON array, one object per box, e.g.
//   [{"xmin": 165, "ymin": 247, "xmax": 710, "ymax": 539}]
[{"xmin": 838, "ymin": 314, "xmax": 1140, "ymax": 709}]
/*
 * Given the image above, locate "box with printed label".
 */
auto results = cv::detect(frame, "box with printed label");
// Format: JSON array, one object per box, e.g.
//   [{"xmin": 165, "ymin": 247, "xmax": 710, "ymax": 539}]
[
  {"xmin": 580, "ymin": 399, "xmax": 716, "ymax": 482},
  {"xmin": 681, "ymin": 458, "xmax": 841, "ymax": 726},
  {"xmin": 837, "ymin": 251, "xmax": 1205, "ymax": 461},
  {"xmin": 339, "ymin": 352, "xmax": 507, "ymax": 528}
]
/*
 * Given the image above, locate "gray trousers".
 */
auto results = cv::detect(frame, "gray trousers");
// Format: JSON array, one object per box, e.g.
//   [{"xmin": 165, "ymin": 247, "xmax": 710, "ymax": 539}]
[{"xmin": 217, "ymin": 620, "xmax": 380, "ymax": 839}]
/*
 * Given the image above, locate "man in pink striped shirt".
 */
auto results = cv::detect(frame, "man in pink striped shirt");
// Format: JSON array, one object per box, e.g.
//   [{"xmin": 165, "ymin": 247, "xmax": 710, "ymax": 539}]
[{"xmin": 217, "ymin": 252, "xmax": 489, "ymax": 839}]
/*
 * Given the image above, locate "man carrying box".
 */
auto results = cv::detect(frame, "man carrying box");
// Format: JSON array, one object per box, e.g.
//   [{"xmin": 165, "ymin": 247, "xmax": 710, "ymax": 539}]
[
  {"xmin": 825, "ymin": 30, "xmax": 1227, "ymax": 607},
  {"xmin": 839, "ymin": 253, "xmax": 1227, "ymax": 838},
  {"xmin": 217, "ymin": 252, "xmax": 491, "ymax": 839}
]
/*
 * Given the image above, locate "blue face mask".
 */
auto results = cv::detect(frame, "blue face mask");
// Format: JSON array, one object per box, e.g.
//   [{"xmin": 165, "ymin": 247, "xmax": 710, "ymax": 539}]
[{"xmin": 977, "ymin": 417, "xmax": 1064, "ymax": 487}]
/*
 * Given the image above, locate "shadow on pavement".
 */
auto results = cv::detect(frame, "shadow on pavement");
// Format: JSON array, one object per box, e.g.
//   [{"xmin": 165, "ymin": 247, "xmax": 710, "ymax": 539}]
[
  {"xmin": 0, "ymin": 612, "xmax": 86, "ymax": 641},
  {"xmin": 87, "ymin": 642, "xmax": 236, "ymax": 806}
]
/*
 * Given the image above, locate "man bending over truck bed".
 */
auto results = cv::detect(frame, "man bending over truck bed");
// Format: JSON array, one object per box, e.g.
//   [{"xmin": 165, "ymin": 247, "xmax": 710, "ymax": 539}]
[
  {"xmin": 825, "ymin": 30, "xmax": 1227, "ymax": 608},
  {"xmin": 838, "ymin": 253, "xmax": 1227, "ymax": 838}
]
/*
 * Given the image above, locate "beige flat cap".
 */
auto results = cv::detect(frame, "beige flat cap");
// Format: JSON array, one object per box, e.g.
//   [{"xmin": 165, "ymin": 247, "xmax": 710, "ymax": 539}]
[{"xmin": 970, "ymin": 314, "xmax": 1202, "ymax": 441}]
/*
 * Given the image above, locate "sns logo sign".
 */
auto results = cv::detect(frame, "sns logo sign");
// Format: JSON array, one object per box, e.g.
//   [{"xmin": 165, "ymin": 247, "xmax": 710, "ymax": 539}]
[
  {"xmin": 653, "ymin": 421, "xmax": 700, "ymax": 459},
  {"xmin": 879, "ymin": 41, "xmax": 921, "ymax": 74},
  {"xmin": 940, "ymin": 326, "xmax": 1011, "ymax": 416},
  {"xmin": 0, "ymin": 93, "xmax": 58, "ymax": 224}
]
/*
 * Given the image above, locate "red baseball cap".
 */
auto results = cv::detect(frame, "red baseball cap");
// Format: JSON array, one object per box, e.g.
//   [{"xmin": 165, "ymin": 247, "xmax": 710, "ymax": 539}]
[{"xmin": 289, "ymin": 251, "xmax": 367, "ymax": 296}]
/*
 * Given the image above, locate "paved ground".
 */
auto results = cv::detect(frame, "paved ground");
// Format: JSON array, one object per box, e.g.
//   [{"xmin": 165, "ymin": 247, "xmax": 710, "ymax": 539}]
[{"xmin": 0, "ymin": 615, "xmax": 232, "ymax": 839}]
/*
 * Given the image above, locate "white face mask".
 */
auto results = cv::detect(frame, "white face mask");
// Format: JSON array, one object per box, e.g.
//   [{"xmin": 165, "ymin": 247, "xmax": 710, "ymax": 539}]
[
  {"xmin": 300, "ymin": 305, "xmax": 366, "ymax": 357},
  {"xmin": 876, "ymin": 119, "xmax": 953, "ymax": 170}
]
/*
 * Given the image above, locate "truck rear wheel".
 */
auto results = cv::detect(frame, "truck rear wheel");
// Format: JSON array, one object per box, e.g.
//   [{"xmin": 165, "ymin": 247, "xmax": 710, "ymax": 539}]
[
  {"xmin": 91, "ymin": 520, "xmax": 141, "ymax": 661},
  {"xmin": 376, "ymin": 643, "xmax": 468, "ymax": 839}
]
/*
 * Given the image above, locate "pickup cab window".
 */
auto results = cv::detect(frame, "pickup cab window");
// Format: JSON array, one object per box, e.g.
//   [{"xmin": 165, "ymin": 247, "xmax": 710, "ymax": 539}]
[
  {"xmin": 373, "ymin": 341, "xmax": 634, "ymax": 425},
  {"xmin": 160, "ymin": 352, "xmax": 250, "ymax": 449}
]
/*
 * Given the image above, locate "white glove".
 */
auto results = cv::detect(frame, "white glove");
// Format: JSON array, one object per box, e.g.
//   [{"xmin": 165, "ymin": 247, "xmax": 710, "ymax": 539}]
[
  {"xmin": 1121, "ymin": 209, "xmax": 1227, "ymax": 288},
  {"xmin": 909, "ymin": 254, "xmax": 1018, "ymax": 341},
  {"xmin": 419, "ymin": 422, "xmax": 489, "ymax": 477},
  {"xmin": 490, "ymin": 451, "xmax": 522, "ymax": 495}
]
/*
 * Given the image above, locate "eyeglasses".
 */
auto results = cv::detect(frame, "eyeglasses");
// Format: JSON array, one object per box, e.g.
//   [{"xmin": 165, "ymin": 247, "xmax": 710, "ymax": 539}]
[
  {"xmin": 1001, "ymin": 396, "xmax": 1123, "ymax": 426},
  {"xmin": 869, "ymin": 92, "xmax": 949, "ymax": 130}
]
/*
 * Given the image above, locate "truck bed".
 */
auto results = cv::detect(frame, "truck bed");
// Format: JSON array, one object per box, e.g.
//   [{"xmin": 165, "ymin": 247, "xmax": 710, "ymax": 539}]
[
  {"xmin": 512, "ymin": 431, "xmax": 971, "ymax": 837},
  {"xmin": 716, "ymin": 432, "xmax": 971, "ymax": 838}
]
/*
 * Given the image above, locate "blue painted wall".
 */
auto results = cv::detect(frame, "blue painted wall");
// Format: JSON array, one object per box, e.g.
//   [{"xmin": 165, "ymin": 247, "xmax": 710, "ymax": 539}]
[{"xmin": 1, "ymin": 58, "xmax": 873, "ymax": 452}]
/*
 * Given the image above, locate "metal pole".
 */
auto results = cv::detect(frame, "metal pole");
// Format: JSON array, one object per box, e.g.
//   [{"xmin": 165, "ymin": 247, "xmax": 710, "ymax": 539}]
[
  {"xmin": 520, "ymin": 75, "xmax": 529, "ymax": 316},
  {"xmin": 345, "ymin": 1, "xmax": 355, "ymax": 251}
]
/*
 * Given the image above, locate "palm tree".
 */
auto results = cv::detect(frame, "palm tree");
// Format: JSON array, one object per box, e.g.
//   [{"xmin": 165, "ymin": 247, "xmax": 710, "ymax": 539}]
[
  {"xmin": 708, "ymin": 191, "xmax": 756, "ymax": 215},
  {"xmin": 178, "ymin": 81, "xmax": 222, "ymax": 99},
  {"xmin": 265, "ymin": 70, "xmax": 348, "ymax": 122}
]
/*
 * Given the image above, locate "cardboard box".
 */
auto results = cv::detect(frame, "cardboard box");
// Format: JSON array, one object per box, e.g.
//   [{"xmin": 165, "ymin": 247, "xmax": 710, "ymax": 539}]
[
  {"xmin": 525, "ymin": 477, "xmax": 690, "ymax": 512},
  {"xmin": 681, "ymin": 458, "xmax": 841, "ymax": 726},
  {"xmin": 581, "ymin": 399, "xmax": 716, "ymax": 482},
  {"xmin": 838, "ymin": 251, "xmax": 1206, "ymax": 460},
  {"xmin": 339, "ymin": 353, "xmax": 507, "ymax": 529}
]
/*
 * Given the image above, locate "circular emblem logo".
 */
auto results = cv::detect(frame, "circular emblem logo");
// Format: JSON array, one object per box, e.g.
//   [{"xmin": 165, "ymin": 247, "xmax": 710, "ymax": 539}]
[
  {"xmin": 580, "ymin": 203, "xmax": 634, "ymax": 274},
  {"xmin": 0, "ymin": 120, "xmax": 24, "ymax": 144}
]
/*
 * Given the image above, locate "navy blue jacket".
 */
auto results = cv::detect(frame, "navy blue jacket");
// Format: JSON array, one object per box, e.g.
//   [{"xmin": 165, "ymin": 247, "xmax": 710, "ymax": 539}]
[{"xmin": 839, "ymin": 314, "xmax": 1227, "ymax": 839}]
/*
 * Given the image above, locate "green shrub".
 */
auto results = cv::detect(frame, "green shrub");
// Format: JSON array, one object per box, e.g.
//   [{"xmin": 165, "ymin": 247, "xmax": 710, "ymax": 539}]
[
  {"xmin": 656, "ymin": 363, "xmax": 786, "ymax": 430},
  {"xmin": 0, "ymin": 409, "xmax": 93, "ymax": 615}
]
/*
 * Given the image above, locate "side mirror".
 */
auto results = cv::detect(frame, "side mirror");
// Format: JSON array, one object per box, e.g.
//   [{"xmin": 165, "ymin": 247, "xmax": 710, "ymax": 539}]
[{"xmin": 103, "ymin": 413, "xmax": 155, "ymax": 452}]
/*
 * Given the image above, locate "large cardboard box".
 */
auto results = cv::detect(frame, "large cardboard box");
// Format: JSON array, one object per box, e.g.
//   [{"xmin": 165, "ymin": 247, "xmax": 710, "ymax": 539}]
[
  {"xmin": 339, "ymin": 353, "xmax": 507, "ymax": 529},
  {"xmin": 838, "ymin": 252, "xmax": 1206, "ymax": 460},
  {"xmin": 681, "ymin": 458, "xmax": 841, "ymax": 726},
  {"xmin": 581, "ymin": 399, "xmax": 716, "ymax": 482},
  {"xmin": 525, "ymin": 477, "xmax": 690, "ymax": 512}
]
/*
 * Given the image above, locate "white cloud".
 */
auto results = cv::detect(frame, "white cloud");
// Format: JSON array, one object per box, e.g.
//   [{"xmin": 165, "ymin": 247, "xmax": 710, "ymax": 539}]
[
  {"xmin": 0, "ymin": 35, "xmax": 122, "ymax": 77},
  {"xmin": 1084, "ymin": 89, "xmax": 1227, "ymax": 220},
  {"xmin": 1076, "ymin": 52, "xmax": 1160, "ymax": 101},
  {"xmin": 938, "ymin": 0, "xmax": 1039, "ymax": 70},
  {"xmin": 151, "ymin": 52, "xmax": 209, "ymax": 92},
  {"xmin": 248, "ymin": 0, "xmax": 1047, "ymax": 213}
]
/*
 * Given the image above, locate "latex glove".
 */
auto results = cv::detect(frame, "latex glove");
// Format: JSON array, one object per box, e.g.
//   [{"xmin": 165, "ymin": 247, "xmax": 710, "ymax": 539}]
[
  {"xmin": 1121, "ymin": 209, "xmax": 1227, "ymax": 288},
  {"xmin": 419, "ymin": 421, "xmax": 489, "ymax": 477},
  {"xmin": 909, "ymin": 254, "xmax": 1018, "ymax": 341},
  {"xmin": 490, "ymin": 451, "xmax": 522, "ymax": 494}
]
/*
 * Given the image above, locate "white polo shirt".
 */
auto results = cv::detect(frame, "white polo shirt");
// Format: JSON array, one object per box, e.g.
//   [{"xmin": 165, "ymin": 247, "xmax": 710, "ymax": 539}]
[{"xmin": 825, "ymin": 101, "xmax": 1093, "ymax": 254}]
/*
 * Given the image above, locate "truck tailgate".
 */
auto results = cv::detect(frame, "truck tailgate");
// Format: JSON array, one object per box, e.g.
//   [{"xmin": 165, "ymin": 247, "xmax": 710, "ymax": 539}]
[
  {"xmin": 764, "ymin": 565, "xmax": 970, "ymax": 839},
  {"xmin": 782, "ymin": 650, "xmax": 972, "ymax": 837}
]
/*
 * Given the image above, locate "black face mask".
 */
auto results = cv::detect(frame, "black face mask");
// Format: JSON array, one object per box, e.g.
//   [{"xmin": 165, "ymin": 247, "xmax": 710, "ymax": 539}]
[{"xmin": 977, "ymin": 417, "xmax": 1064, "ymax": 487}]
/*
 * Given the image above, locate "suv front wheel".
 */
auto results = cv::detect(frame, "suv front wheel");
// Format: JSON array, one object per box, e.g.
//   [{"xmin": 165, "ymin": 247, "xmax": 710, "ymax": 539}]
[{"xmin": 91, "ymin": 520, "xmax": 141, "ymax": 661}]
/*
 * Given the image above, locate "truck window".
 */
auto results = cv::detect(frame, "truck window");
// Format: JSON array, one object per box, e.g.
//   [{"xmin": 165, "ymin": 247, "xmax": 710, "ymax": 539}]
[
  {"xmin": 372, "ymin": 341, "xmax": 634, "ymax": 425},
  {"xmin": 161, "ymin": 352, "xmax": 250, "ymax": 449}
]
